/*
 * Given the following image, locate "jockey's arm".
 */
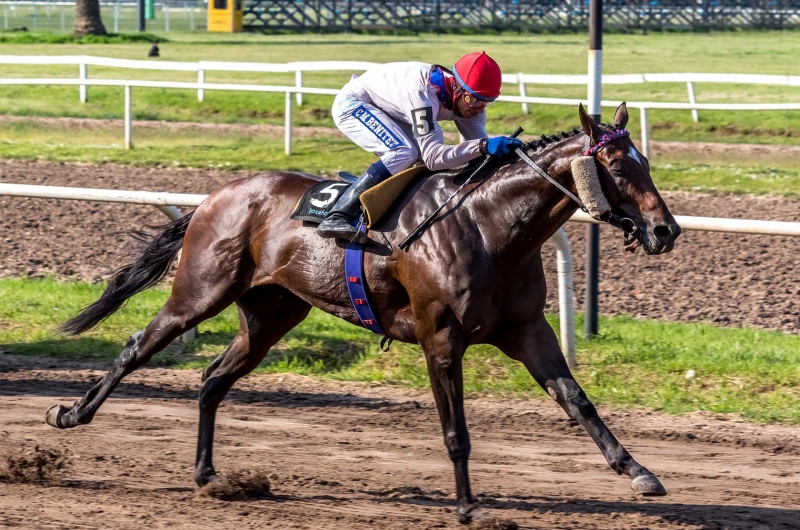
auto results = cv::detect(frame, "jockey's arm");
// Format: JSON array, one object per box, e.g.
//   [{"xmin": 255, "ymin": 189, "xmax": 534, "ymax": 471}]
[
  {"xmin": 416, "ymin": 124, "xmax": 483, "ymax": 171},
  {"xmin": 454, "ymin": 112, "xmax": 488, "ymax": 141}
]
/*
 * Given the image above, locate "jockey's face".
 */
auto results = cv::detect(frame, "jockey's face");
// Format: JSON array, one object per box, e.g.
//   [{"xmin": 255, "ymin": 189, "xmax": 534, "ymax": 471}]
[{"xmin": 455, "ymin": 93, "xmax": 486, "ymax": 119}]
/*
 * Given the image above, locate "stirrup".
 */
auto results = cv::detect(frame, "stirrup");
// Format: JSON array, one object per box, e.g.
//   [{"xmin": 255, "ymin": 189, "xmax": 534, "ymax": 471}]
[{"xmin": 337, "ymin": 171, "xmax": 360, "ymax": 184}]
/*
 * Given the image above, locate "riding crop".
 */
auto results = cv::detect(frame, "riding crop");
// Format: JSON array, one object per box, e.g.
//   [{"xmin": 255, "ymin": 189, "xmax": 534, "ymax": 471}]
[{"xmin": 399, "ymin": 126, "xmax": 524, "ymax": 251}]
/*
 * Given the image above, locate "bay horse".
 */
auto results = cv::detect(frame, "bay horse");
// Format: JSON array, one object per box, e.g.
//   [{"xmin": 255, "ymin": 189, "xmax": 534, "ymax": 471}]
[{"xmin": 47, "ymin": 103, "xmax": 680, "ymax": 524}]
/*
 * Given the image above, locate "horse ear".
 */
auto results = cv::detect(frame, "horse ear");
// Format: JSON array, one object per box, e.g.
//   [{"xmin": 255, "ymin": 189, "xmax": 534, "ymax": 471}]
[
  {"xmin": 579, "ymin": 103, "xmax": 602, "ymax": 142},
  {"xmin": 613, "ymin": 102, "xmax": 629, "ymax": 129}
]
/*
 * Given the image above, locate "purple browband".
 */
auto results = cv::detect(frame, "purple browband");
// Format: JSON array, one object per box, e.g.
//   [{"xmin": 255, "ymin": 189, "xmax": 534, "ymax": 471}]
[{"xmin": 583, "ymin": 128, "xmax": 630, "ymax": 156}]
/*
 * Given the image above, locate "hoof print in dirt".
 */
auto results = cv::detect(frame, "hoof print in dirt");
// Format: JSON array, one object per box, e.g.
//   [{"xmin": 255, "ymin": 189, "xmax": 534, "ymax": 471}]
[
  {"xmin": 195, "ymin": 469, "xmax": 272, "ymax": 501},
  {"xmin": 631, "ymin": 473, "xmax": 668, "ymax": 496},
  {"xmin": 470, "ymin": 515, "xmax": 519, "ymax": 530}
]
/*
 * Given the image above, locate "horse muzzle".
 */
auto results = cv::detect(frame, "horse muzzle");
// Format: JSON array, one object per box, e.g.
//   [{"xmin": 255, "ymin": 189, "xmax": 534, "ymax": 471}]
[{"xmin": 641, "ymin": 221, "xmax": 681, "ymax": 255}]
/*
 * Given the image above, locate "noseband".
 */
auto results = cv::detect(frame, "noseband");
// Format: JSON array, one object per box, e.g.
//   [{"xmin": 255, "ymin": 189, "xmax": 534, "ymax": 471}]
[{"xmin": 514, "ymin": 128, "xmax": 644, "ymax": 252}]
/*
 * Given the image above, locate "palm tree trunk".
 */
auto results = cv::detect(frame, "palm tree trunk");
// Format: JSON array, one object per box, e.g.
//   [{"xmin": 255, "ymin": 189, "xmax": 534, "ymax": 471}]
[{"xmin": 73, "ymin": 0, "xmax": 108, "ymax": 37}]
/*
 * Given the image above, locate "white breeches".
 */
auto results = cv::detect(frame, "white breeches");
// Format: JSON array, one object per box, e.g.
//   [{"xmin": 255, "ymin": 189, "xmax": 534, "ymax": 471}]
[{"xmin": 332, "ymin": 88, "xmax": 420, "ymax": 176}]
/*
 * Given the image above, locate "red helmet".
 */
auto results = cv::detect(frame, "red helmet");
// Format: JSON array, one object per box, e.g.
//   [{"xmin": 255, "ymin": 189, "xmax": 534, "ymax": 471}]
[{"xmin": 452, "ymin": 51, "xmax": 502, "ymax": 102}]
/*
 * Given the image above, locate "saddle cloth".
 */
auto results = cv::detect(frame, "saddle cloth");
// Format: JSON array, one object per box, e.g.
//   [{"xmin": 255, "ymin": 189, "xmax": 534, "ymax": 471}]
[{"xmin": 290, "ymin": 164, "xmax": 427, "ymax": 227}]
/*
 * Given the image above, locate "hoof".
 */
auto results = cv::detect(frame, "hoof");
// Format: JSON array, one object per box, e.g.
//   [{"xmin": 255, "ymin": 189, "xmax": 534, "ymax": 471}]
[
  {"xmin": 631, "ymin": 474, "xmax": 668, "ymax": 496},
  {"xmin": 45, "ymin": 405, "xmax": 70, "ymax": 429}
]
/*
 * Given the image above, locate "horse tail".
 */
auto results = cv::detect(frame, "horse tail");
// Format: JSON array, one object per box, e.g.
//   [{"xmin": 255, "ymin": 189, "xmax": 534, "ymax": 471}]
[{"xmin": 59, "ymin": 212, "xmax": 195, "ymax": 336}]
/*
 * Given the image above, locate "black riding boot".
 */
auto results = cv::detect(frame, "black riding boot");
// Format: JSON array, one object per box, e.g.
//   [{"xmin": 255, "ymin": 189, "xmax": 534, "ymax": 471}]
[{"xmin": 317, "ymin": 172, "xmax": 379, "ymax": 244}]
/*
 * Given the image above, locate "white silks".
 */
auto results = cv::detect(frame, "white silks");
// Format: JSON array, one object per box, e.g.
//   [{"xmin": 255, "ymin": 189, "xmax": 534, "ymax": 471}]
[{"xmin": 570, "ymin": 155, "xmax": 610, "ymax": 220}]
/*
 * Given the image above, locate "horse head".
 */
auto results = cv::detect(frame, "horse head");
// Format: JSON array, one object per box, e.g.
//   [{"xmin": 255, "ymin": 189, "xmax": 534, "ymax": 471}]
[{"xmin": 578, "ymin": 103, "xmax": 681, "ymax": 255}]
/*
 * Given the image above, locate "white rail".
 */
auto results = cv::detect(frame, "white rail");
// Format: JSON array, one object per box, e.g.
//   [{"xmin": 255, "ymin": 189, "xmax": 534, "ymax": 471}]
[
  {"xmin": 2, "ymin": 55, "xmax": 799, "ymax": 136},
  {"xmin": 1, "ymin": 76, "xmax": 798, "ymax": 157},
  {"xmin": 3, "ymin": 182, "xmax": 800, "ymax": 362}
]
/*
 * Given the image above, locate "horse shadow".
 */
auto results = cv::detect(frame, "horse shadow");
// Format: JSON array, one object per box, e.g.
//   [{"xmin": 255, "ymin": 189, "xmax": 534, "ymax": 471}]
[
  {"xmin": 0, "ymin": 329, "xmax": 383, "ymax": 409},
  {"xmin": 356, "ymin": 488, "xmax": 799, "ymax": 528}
]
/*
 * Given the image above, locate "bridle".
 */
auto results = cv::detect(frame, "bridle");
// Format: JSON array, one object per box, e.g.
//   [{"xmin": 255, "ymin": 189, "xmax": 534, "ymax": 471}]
[{"xmin": 514, "ymin": 127, "xmax": 645, "ymax": 252}]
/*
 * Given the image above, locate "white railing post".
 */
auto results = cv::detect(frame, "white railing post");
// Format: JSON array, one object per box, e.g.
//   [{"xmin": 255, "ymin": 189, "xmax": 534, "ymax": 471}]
[
  {"xmin": 164, "ymin": 5, "xmax": 170, "ymax": 31},
  {"xmin": 79, "ymin": 62, "xmax": 88, "ymax": 103},
  {"xmin": 124, "ymin": 85, "xmax": 133, "ymax": 149},
  {"xmin": 518, "ymin": 73, "xmax": 529, "ymax": 115},
  {"xmin": 285, "ymin": 91, "xmax": 293, "ymax": 156},
  {"xmin": 640, "ymin": 107, "xmax": 650, "ymax": 161},
  {"xmin": 552, "ymin": 228, "xmax": 576, "ymax": 367},
  {"xmin": 687, "ymin": 81, "xmax": 699, "ymax": 122},
  {"xmin": 197, "ymin": 69, "xmax": 204, "ymax": 102},
  {"xmin": 295, "ymin": 70, "xmax": 303, "ymax": 106},
  {"xmin": 114, "ymin": 2, "xmax": 119, "ymax": 33}
]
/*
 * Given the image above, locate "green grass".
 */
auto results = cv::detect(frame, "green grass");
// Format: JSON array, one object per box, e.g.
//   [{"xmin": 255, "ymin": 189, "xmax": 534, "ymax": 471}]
[
  {"xmin": 0, "ymin": 32, "xmax": 799, "ymax": 143},
  {"xmin": 2, "ymin": 117, "xmax": 799, "ymax": 196},
  {"xmin": 1, "ymin": 277, "xmax": 798, "ymax": 424}
]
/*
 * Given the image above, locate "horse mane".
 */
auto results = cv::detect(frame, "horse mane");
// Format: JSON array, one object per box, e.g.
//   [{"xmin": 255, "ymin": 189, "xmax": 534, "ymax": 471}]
[
  {"xmin": 523, "ymin": 128, "xmax": 583, "ymax": 152},
  {"xmin": 522, "ymin": 122, "xmax": 618, "ymax": 153}
]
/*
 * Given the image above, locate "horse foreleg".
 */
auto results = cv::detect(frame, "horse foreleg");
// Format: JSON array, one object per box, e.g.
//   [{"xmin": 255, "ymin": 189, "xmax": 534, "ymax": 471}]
[
  {"xmin": 493, "ymin": 316, "xmax": 667, "ymax": 496},
  {"xmin": 195, "ymin": 287, "xmax": 311, "ymax": 486}
]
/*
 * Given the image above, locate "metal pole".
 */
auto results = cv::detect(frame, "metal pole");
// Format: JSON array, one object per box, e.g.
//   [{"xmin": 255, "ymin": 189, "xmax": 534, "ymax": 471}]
[
  {"xmin": 138, "ymin": 0, "xmax": 146, "ymax": 31},
  {"xmin": 640, "ymin": 107, "xmax": 650, "ymax": 160},
  {"xmin": 518, "ymin": 73, "xmax": 529, "ymax": 115},
  {"xmin": 114, "ymin": 2, "xmax": 119, "ymax": 33},
  {"xmin": 60, "ymin": 8, "xmax": 64, "ymax": 31},
  {"xmin": 687, "ymin": 81, "xmax": 699, "ymax": 122},
  {"xmin": 3, "ymin": 7, "xmax": 7, "ymax": 30},
  {"xmin": 553, "ymin": 228, "xmax": 576, "ymax": 367},
  {"xmin": 189, "ymin": 5, "xmax": 194, "ymax": 30},
  {"xmin": 32, "ymin": 4, "xmax": 37, "ymax": 30},
  {"xmin": 285, "ymin": 91, "xmax": 293, "ymax": 155},
  {"xmin": 164, "ymin": 5, "xmax": 169, "ymax": 31},
  {"xmin": 295, "ymin": 70, "xmax": 303, "ymax": 106},
  {"xmin": 124, "ymin": 85, "xmax": 133, "ymax": 149},
  {"xmin": 585, "ymin": 0, "xmax": 603, "ymax": 339}
]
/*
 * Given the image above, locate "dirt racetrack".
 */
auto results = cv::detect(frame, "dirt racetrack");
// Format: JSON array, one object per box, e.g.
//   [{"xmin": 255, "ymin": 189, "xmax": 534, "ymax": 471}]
[
  {"xmin": 0, "ymin": 158, "xmax": 798, "ymax": 333},
  {"xmin": 1, "ymin": 353, "xmax": 799, "ymax": 529}
]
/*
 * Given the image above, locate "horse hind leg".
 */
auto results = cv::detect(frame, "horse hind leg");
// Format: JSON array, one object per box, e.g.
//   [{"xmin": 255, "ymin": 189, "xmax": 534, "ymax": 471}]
[
  {"xmin": 195, "ymin": 285, "xmax": 311, "ymax": 486},
  {"xmin": 46, "ymin": 245, "xmax": 252, "ymax": 430}
]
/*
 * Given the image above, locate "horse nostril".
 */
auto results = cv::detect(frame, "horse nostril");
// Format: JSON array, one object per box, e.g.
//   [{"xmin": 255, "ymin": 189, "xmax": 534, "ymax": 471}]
[{"xmin": 653, "ymin": 224, "xmax": 677, "ymax": 244}]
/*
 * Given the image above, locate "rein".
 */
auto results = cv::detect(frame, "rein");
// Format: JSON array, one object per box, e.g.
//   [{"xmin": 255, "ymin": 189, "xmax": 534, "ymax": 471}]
[{"xmin": 514, "ymin": 128, "xmax": 644, "ymax": 252}]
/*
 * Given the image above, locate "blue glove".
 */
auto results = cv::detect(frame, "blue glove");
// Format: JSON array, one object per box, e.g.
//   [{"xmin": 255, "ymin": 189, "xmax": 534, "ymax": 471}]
[{"xmin": 479, "ymin": 136, "xmax": 524, "ymax": 157}]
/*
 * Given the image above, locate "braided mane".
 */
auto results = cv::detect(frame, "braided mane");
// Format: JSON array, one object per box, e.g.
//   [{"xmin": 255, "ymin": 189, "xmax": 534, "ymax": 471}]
[
  {"xmin": 523, "ymin": 128, "xmax": 582, "ymax": 152},
  {"xmin": 522, "ymin": 123, "xmax": 619, "ymax": 153}
]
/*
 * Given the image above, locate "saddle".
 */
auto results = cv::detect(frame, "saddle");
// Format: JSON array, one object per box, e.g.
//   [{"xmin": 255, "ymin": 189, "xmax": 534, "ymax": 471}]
[
  {"xmin": 290, "ymin": 164, "xmax": 427, "ymax": 228},
  {"xmin": 290, "ymin": 164, "xmax": 427, "ymax": 351}
]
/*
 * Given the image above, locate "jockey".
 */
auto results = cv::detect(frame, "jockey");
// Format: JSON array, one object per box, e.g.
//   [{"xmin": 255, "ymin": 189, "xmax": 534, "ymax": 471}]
[{"xmin": 317, "ymin": 51, "xmax": 524, "ymax": 244}]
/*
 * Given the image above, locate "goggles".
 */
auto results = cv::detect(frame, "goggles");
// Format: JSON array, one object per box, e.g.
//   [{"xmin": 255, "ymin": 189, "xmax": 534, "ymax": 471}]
[{"xmin": 462, "ymin": 92, "xmax": 494, "ymax": 109}]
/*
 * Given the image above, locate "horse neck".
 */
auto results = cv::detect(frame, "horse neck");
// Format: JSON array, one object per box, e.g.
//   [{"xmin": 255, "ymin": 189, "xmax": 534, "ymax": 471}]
[{"xmin": 475, "ymin": 135, "xmax": 585, "ymax": 256}]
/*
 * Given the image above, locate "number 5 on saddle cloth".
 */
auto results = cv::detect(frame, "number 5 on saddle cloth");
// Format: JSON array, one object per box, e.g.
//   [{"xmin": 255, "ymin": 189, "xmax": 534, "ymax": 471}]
[{"xmin": 290, "ymin": 165, "xmax": 428, "ymax": 349}]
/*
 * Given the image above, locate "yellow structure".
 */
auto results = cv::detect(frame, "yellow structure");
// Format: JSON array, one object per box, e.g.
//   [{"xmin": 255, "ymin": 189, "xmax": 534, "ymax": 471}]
[{"xmin": 207, "ymin": 0, "xmax": 244, "ymax": 33}]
